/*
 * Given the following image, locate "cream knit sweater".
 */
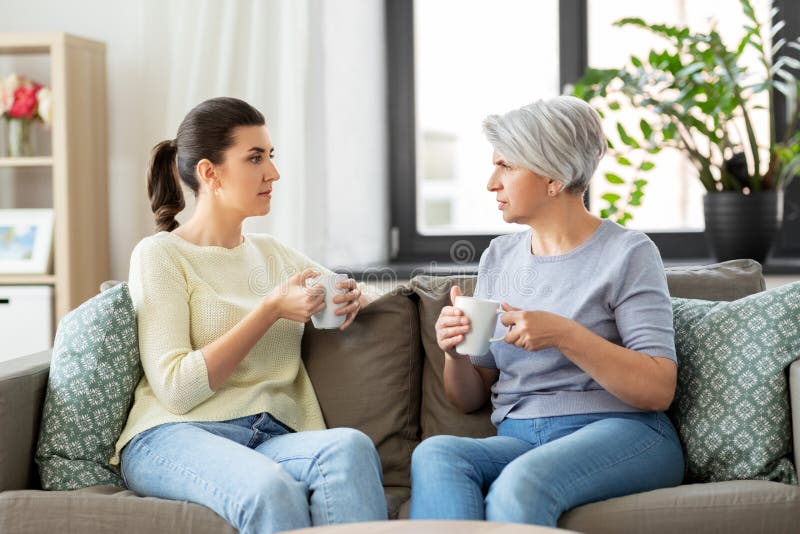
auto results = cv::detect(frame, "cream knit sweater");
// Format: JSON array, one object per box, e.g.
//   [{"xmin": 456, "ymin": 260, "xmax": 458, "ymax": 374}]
[{"xmin": 111, "ymin": 232, "xmax": 328, "ymax": 465}]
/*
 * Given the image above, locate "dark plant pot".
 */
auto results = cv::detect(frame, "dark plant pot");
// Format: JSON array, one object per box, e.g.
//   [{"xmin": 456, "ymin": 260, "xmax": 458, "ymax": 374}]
[{"xmin": 703, "ymin": 191, "xmax": 783, "ymax": 265}]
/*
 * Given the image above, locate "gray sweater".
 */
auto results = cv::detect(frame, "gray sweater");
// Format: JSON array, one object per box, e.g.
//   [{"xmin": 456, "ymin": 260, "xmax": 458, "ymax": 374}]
[{"xmin": 470, "ymin": 219, "xmax": 677, "ymax": 426}]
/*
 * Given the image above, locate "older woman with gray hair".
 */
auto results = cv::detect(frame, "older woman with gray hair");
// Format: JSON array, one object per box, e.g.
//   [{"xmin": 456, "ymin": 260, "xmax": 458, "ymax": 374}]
[{"xmin": 410, "ymin": 95, "xmax": 684, "ymax": 526}]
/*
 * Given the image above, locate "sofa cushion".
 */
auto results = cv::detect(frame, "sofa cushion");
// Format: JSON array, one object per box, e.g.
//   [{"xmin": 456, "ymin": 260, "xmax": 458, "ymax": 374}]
[
  {"xmin": 384, "ymin": 486, "xmax": 411, "ymax": 520},
  {"xmin": 670, "ymin": 282, "xmax": 800, "ymax": 484},
  {"xmin": 0, "ymin": 350, "xmax": 50, "ymax": 492},
  {"xmin": 0, "ymin": 484, "xmax": 408, "ymax": 532},
  {"xmin": 0, "ymin": 485, "xmax": 236, "ymax": 534},
  {"xmin": 302, "ymin": 286, "xmax": 423, "ymax": 488},
  {"xmin": 411, "ymin": 275, "xmax": 495, "ymax": 440},
  {"xmin": 35, "ymin": 283, "xmax": 141, "ymax": 490},
  {"xmin": 558, "ymin": 480, "xmax": 800, "ymax": 534},
  {"xmin": 665, "ymin": 259, "xmax": 765, "ymax": 301}
]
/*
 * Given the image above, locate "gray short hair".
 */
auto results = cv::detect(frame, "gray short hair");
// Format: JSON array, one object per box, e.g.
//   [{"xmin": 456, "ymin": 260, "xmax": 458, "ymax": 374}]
[{"xmin": 482, "ymin": 96, "xmax": 607, "ymax": 194}]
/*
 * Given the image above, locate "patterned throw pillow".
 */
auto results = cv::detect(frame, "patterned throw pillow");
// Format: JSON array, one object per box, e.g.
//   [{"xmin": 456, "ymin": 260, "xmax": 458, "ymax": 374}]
[
  {"xmin": 35, "ymin": 283, "xmax": 141, "ymax": 490},
  {"xmin": 670, "ymin": 282, "xmax": 800, "ymax": 485}
]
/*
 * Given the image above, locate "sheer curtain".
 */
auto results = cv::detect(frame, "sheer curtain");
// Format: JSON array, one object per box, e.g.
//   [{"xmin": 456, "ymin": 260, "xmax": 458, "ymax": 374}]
[{"xmin": 139, "ymin": 0, "xmax": 387, "ymax": 267}]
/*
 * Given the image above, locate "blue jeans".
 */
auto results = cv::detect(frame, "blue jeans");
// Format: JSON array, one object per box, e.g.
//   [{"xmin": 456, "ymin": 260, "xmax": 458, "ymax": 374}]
[
  {"xmin": 410, "ymin": 411, "xmax": 684, "ymax": 526},
  {"xmin": 120, "ymin": 412, "xmax": 387, "ymax": 534}
]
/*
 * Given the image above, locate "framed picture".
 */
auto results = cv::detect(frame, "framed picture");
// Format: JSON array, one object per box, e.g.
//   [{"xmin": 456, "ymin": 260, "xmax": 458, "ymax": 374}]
[{"xmin": 0, "ymin": 209, "xmax": 54, "ymax": 274}]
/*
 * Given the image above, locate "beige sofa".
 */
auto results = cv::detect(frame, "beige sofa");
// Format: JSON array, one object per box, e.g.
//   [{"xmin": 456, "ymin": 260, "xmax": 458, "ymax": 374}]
[{"xmin": 1, "ymin": 260, "xmax": 799, "ymax": 533}]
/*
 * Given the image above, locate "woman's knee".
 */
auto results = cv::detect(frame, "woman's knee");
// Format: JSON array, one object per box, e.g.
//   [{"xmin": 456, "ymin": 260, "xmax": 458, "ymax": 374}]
[
  {"xmin": 321, "ymin": 428, "xmax": 381, "ymax": 472},
  {"xmin": 412, "ymin": 435, "xmax": 464, "ymax": 465},
  {"xmin": 324, "ymin": 428, "xmax": 376, "ymax": 456},
  {"xmin": 411, "ymin": 435, "xmax": 485, "ymax": 483},
  {"xmin": 329, "ymin": 427, "xmax": 374, "ymax": 449}
]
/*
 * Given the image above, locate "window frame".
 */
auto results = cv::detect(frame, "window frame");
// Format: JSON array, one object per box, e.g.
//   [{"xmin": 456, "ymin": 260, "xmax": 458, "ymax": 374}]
[{"xmin": 386, "ymin": 0, "xmax": 800, "ymax": 266}]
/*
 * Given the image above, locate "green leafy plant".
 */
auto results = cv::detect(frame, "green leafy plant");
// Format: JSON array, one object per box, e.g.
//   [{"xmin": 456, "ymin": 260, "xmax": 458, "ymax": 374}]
[{"xmin": 570, "ymin": 0, "xmax": 800, "ymax": 225}]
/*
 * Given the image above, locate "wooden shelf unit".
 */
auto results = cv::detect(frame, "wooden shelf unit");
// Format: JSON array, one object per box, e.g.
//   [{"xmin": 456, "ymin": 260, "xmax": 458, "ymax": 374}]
[
  {"xmin": 0, "ymin": 274, "xmax": 56, "ymax": 285},
  {"xmin": 0, "ymin": 32, "xmax": 109, "ymax": 321},
  {"xmin": 0, "ymin": 157, "xmax": 53, "ymax": 167}
]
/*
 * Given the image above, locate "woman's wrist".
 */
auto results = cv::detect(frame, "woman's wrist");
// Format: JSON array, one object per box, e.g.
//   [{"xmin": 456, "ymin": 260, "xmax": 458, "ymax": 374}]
[
  {"xmin": 358, "ymin": 287, "xmax": 378, "ymax": 309},
  {"xmin": 444, "ymin": 351, "xmax": 473, "ymax": 365},
  {"xmin": 259, "ymin": 292, "xmax": 283, "ymax": 323},
  {"xmin": 554, "ymin": 317, "xmax": 580, "ymax": 353}
]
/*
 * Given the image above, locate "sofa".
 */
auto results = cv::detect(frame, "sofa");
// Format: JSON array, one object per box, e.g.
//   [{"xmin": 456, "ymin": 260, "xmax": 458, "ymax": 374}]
[{"xmin": 1, "ymin": 259, "xmax": 799, "ymax": 533}]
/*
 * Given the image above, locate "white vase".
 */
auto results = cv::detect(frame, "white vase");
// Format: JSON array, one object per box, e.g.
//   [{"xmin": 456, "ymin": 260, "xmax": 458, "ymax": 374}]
[{"xmin": 4, "ymin": 117, "xmax": 33, "ymax": 157}]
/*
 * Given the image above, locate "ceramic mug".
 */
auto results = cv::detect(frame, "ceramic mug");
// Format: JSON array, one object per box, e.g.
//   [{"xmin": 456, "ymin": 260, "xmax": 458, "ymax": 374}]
[
  {"xmin": 453, "ymin": 296, "xmax": 509, "ymax": 356},
  {"xmin": 306, "ymin": 272, "xmax": 350, "ymax": 329}
]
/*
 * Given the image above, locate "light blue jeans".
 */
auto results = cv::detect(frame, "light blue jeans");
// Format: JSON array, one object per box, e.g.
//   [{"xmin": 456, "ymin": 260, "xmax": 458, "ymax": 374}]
[
  {"xmin": 410, "ymin": 411, "xmax": 684, "ymax": 526},
  {"xmin": 120, "ymin": 412, "xmax": 387, "ymax": 534}
]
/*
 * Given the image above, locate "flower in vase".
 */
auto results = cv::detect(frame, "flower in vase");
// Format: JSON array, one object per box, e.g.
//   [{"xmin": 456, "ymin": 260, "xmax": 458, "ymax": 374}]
[
  {"xmin": 1, "ymin": 74, "xmax": 22, "ymax": 111},
  {"xmin": 9, "ymin": 84, "xmax": 42, "ymax": 119},
  {"xmin": 37, "ymin": 87, "xmax": 52, "ymax": 125},
  {"xmin": 1, "ymin": 73, "xmax": 52, "ymax": 157},
  {"xmin": 0, "ymin": 74, "xmax": 50, "ymax": 123}
]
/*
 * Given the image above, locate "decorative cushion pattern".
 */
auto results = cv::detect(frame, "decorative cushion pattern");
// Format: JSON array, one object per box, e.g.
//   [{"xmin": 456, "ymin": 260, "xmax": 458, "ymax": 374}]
[
  {"xmin": 670, "ymin": 282, "xmax": 800, "ymax": 484},
  {"xmin": 35, "ymin": 283, "xmax": 140, "ymax": 490}
]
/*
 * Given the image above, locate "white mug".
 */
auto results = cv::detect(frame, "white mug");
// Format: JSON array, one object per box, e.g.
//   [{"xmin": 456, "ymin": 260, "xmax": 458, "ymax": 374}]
[
  {"xmin": 453, "ymin": 296, "xmax": 508, "ymax": 356},
  {"xmin": 306, "ymin": 272, "xmax": 349, "ymax": 329}
]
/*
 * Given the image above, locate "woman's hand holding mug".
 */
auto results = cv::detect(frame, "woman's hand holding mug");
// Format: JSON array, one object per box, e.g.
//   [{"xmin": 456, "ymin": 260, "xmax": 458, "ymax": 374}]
[
  {"xmin": 436, "ymin": 286, "xmax": 473, "ymax": 358},
  {"xmin": 331, "ymin": 278, "xmax": 362, "ymax": 330},
  {"xmin": 499, "ymin": 303, "xmax": 569, "ymax": 352},
  {"xmin": 437, "ymin": 286, "xmax": 513, "ymax": 358},
  {"xmin": 270, "ymin": 268, "xmax": 326, "ymax": 323}
]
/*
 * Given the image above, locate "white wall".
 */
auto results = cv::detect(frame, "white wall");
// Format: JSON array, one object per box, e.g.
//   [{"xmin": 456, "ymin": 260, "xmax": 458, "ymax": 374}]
[
  {"xmin": 1, "ymin": 0, "xmax": 150, "ymax": 281},
  {"xmin": 0, "ymin": 0, "xmax": 387, "ymax": 280}
]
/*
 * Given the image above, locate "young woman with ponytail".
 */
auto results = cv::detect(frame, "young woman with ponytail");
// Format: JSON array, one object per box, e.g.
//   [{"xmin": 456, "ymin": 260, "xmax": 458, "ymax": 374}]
[{"xmin": 112, "ymin": 97, "xmax": 386, "ymax": 533}]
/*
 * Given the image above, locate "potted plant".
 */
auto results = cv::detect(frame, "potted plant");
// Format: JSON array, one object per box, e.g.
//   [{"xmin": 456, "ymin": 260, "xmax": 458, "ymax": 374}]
[{"xmin": 570, "ymin": 0, "xmax": 800, "ymax": 264}]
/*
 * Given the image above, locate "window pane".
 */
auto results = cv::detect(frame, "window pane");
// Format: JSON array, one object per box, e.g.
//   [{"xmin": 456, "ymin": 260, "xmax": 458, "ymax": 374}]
[
  {"xmin": 414, "ymin": 0, "xmax": 560, "ymax": 235},
  {"xmin": 588, "ymin": 0, "xmax": 771, "ymax": 232}
]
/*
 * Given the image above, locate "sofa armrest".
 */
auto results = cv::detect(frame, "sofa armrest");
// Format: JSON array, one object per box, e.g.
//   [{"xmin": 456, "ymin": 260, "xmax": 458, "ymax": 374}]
[
  {"xmin": 0, "ymin": 350, "xmax": 51, "ymax": 491},
  {"xmin": 790, "ymin": 359, "xmax": 800, "ymax": 480}
]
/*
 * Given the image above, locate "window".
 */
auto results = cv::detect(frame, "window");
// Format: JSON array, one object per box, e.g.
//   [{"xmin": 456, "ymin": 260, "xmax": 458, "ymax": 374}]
[
  {"xmin": 588, "ymin": 0, "xmax": 770, "ymax": 232},
  {"xmin": 387, "ymin": 0, "xmax": 800, "ymax": 265},
  {"xmin": 415, "ymin": 0, "xmax": 559, "ymax": 236}
]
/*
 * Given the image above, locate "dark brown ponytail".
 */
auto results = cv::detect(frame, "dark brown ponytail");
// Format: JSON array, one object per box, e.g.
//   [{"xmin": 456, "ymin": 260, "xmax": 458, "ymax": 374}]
[
  {"xmin": 145, "ymin": 97, "xmax": 266, "ymax": 232},
  {"xmin": 147, "ymin": 139, "xmax": 184, "ymax": 232}
]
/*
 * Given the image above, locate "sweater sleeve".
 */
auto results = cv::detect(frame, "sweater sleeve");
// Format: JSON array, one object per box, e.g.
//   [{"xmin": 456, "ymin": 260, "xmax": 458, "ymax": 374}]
[
  {"xmin": 612, "ymin": 237, "xmax": 677, "ymax": 364},
  {"xmin": 129, "ymin": 239, "xmax": 215, "ymax": 415}
]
